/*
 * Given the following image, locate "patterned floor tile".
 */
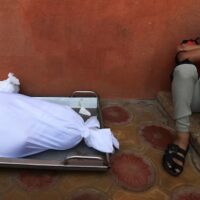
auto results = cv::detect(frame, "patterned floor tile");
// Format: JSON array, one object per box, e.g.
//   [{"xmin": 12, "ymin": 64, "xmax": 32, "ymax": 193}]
[
  {"xmin": 112, "ymin": 187, "xmax": 168, "ymax": 200},
  {"xmin": 1, "ymin": 99, "xmax": 200, "ymax": 200},
  {"xmin": 171, "ymin": 186, "xmax": 200, "ymax": 200},
  {"xmin": 0, "ymin": 169, "xmax": 15, "ymax": 193},
  {"xmin": 15, "ymin": 169, "xmax": 59, "ymax": 191},
  {"xmin": 1, "ymin": 188, "xmax": 31, "ymax": 200},
  {"xmin": 111, "ymin": 151, "xmax": 156, "ymax": 191},
  {"xmin": 66, "ymin": 188, "xmax": 110, "ymax": 200},
  {"xmin": 139, "ymin": 124, "xmax": 175, "ymax": 150},
  {"xmin": 102, "ymin": 105, "xmax": 133, "ymax": 125}
]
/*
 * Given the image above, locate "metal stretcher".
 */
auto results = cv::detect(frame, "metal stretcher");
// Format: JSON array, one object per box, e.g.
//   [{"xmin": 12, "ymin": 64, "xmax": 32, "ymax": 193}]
[{"xmin": 0, "ymin": 91, "xmax": 110, "ymax": 171}]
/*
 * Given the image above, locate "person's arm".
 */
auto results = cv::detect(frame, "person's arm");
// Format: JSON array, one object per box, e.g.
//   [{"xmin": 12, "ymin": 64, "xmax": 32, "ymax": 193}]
[
  {"xmin": 177, "ymin": 48, "xmax": 200, "ymax": 65},
  {"xmin": 176, "ymin": 43, "xmax": 200, "ymax": 52}
]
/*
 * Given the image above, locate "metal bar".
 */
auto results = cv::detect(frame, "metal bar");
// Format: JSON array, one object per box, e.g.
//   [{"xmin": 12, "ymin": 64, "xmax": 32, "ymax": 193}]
[{"xmin": 71, "ymin": 91, "xmax": 98, "ymax": 98}]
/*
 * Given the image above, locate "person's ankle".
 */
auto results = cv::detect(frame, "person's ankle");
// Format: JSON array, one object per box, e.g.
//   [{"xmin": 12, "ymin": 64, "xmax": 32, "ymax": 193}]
[{"xmin": 174, "ymin": 132, "xmax": 190, "ymax": 150}]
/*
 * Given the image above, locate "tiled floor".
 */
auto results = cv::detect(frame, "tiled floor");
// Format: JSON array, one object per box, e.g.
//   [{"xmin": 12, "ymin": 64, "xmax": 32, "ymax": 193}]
[{"xmin": 1, "ymin": 99, "xmax": 200, "ymax": 200}]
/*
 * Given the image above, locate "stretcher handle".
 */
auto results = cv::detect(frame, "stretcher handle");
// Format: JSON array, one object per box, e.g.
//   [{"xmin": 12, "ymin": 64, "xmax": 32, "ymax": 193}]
[
  {"xmin": 71, "ymin": 91, "xmax": 98, "ymax": 98},
  {"xmin": 63, "ymin": 155, "xmax": 104, "ymax": 164}
]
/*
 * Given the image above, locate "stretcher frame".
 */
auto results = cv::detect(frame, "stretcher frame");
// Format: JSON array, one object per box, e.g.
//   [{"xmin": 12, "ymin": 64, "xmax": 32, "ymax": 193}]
[{"xmin": 0, "ymin": 91, "xmax": 110, "ymax": 171}]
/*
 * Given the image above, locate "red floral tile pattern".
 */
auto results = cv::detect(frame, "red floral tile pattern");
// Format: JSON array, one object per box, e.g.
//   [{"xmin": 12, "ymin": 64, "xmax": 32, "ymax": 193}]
[
  {"xmin": 140, "ymin": 125, "xmax": 175, "ymax": 150},
  {"xmin": 17, "ymin": 170, "xmax": 58, "ymax": 190},
  {"xmin": 111, "ymin": 152, "xmax": 156, "ymax": 191},
  {"xmin": 171, "ymin": 186, "xmax": 200, "ymax": 200},
  {"xmin": 68, "ymin": 188, "xmax": 108, "ymax": 200},
  {"xmin": 102, "ymin": 105, "xmax": 132, "ymax": 124}
]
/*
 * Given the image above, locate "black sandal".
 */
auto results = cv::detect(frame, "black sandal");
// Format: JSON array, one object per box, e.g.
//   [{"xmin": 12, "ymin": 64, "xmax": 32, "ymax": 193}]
[{"xmin": 162, "ymin": 144, "xmax": 189, "ymax": 176}]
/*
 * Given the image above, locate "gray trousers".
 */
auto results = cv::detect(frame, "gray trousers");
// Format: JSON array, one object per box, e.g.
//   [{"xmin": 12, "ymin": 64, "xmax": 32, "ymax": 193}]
[{"xmin": 172, "ymin": 63, "xmax": 200, "ymax": 132}]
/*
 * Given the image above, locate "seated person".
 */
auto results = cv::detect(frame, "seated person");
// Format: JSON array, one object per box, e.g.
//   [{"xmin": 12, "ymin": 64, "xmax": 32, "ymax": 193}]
[{"xmin": 163, "ymin": 38, "xmax": 200, "ymax": 176}]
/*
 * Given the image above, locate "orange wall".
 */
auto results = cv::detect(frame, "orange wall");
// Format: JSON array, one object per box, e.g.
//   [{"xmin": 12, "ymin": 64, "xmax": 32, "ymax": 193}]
[{"xmin": 0, "ymin": 0, "xmax": 200, "ymax": 98}]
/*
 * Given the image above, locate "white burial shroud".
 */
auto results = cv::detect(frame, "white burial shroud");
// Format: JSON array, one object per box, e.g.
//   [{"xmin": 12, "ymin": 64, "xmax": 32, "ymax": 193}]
[{"xmin": 0, "ymin": 92, "xmax": 119, "ymax": 158}]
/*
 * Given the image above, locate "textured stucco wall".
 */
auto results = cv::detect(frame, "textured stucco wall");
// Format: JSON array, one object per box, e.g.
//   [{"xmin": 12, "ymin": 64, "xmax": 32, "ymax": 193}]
[{"xmin": 0, "ymin": 0, "xmax": 200, "ymax": 98}]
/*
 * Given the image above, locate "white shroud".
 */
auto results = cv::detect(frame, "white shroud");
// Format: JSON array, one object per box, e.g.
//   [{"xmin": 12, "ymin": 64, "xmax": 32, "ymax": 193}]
[{"xmin": 0, "ymin": 92, "xmax": 119, "ymax": 158}]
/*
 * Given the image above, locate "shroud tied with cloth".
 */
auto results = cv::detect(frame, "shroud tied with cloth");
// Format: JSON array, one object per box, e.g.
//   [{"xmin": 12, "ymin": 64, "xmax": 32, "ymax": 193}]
[{"xmin": 0, "ymin": 92, "xmax": 119, "ymax": 158}]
